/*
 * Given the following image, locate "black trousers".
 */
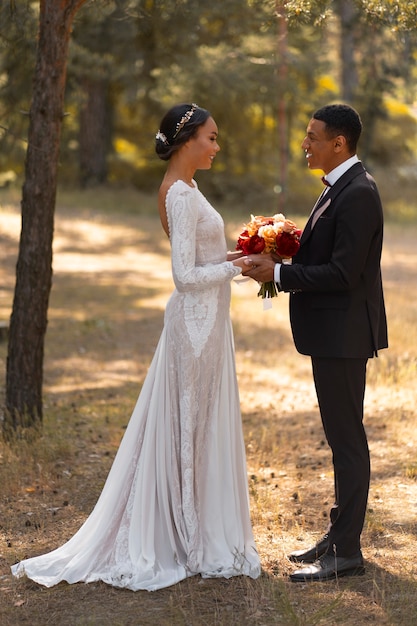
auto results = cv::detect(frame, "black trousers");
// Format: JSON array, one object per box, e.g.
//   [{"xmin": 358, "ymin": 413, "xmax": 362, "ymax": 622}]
[{"xmin": 311, "ymin": 357, "xmax": 369, "ymax": 557}]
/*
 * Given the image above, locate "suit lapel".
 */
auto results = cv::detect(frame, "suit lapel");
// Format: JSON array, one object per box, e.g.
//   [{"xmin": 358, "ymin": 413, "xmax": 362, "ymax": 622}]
[
  {"xmin": 311, "ymin": 197, "xmax": 332, "ymax": 228},
  {"xmin": 301, "ymin": 193, "xmax": 331, "ymax": 242},
  {"xmin": 300, "ymin": 162, "xmax": 366, "ymax": 244}
]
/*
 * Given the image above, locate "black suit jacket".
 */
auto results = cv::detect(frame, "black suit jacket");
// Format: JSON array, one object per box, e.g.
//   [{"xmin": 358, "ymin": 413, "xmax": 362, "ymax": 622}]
[{"xmin": 280, "ymin": 162, "xmax": 388, "ymax": 358}]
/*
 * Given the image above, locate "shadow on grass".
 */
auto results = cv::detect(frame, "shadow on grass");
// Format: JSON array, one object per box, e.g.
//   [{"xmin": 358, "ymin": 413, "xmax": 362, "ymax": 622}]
[{"xmin": 3, "ymin": 559, "xmax": 417, "ymax": 625}]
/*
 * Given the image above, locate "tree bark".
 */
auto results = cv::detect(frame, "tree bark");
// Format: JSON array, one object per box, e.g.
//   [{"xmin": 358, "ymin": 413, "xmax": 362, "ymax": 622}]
[
  {"xmin": 276, "ymin": 0, "xmax": 288, "ymax": 212},
  {"xmin": 79, "ymin": 76, "xmax": 111, "ymax": 187},
  {"xmin": 5, "ymin": 0, "xmax": 87, "ymax": 432},
  {"xmin": 335, "ymin": 0, "xmax": 358, "ymax": 102}
]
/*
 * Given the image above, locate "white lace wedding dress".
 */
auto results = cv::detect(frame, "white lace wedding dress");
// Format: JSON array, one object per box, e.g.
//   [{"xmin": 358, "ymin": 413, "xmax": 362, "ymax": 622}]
[{"xmin": 11, "ymin": 180, "xmax": 261, "ymax": 591}]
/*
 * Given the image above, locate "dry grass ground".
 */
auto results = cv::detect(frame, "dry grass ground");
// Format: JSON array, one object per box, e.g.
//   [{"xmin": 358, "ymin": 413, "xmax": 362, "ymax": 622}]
[{"xmin": 0, "ymin": 187, "xmax": 416, "ymax": 625}]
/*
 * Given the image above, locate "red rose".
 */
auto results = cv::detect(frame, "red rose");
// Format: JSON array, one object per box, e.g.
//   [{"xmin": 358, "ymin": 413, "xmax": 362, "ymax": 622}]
[
  {"xmin": 275, "ymin": 231, "xmax": 300, "ymax": 257},
  {"xmin": 236, "ymin": 230, "xmax": 249, "ymax": 251},
  {"xmin": 240, "ymin": 234, "xmax": 266, "ymax": 255}
]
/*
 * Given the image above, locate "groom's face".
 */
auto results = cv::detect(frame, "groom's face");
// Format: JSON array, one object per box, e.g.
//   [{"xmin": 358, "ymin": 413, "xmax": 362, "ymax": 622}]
[{"xmin": 301, "ymin": 118, "xmax": 339, "ymax": 174}]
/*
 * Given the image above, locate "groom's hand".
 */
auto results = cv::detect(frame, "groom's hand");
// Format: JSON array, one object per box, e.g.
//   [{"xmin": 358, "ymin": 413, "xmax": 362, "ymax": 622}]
[{"xmin": 242, "ymin": 253, "xmax": 277, "ymax": 282}]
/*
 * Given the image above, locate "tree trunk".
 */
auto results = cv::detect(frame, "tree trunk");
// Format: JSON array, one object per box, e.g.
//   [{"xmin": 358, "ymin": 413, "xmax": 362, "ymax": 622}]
[
  {"xmin": 276, "ymin": 1, "xmax": 288, "ymax": 212},
  {"xmin": 335, "ymin": 0, "xmax": 358, "ymax": 102},
  {"xmin": 79, "ymin": 76, "xmax": 111, "ymax": 187},
  {"xmin": 5, "ymin": 0, "xmax": 87, "ymax": 432}
]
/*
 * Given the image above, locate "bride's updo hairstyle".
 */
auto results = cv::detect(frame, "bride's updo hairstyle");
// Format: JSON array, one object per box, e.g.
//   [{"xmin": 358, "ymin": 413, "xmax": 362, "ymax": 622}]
[{"xmin": 155, "ymin": 103, "xmax": 210, "ymax": 161}]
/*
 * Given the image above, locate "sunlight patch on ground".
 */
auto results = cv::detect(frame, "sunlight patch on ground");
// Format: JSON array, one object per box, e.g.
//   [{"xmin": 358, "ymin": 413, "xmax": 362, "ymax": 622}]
[
  {"xmin": 53, "ymin": 249, "xmax": 171, "ymax": 277},
  {"xmin": 53, "ymin": 216, "xmax": 172, "ymax": 281},
  {"xmin": 44, "ymin": 357, "xmax": 140, "ymax": 395},
  {"xmin": 0, "ymin": 206, "xmax": 20, "ymax": 230}
]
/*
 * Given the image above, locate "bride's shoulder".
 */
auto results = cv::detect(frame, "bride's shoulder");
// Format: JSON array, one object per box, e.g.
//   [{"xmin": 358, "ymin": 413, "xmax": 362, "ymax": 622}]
[
  {"xmin": 158, "ymin": 179, "xmax": 196, "ymax": 234},
  {"xmin": 162, "ymin": 179, "xmax": 197, "ymax": 204}
]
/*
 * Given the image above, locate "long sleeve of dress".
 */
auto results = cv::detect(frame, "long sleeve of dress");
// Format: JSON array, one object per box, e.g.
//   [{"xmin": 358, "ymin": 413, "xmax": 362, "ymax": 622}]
[{"xmin": 166, "ymin": 182, "xmax": 241, "ymax": 293}]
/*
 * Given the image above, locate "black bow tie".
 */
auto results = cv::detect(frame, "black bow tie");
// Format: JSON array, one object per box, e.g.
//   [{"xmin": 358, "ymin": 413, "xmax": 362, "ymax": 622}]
[{"xmin": 321, "ymin": 176, "xmax": 332, "ymax": 187}]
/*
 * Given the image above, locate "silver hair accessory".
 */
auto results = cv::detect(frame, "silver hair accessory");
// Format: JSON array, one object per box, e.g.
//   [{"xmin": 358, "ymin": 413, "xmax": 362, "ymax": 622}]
[
  {"xmin": 156, "ymin": 130, "xmax": 169, "ymax": 145},
  {"xmin": 172, "ymin": 103, "xmax": 198, "ymax": 138}
]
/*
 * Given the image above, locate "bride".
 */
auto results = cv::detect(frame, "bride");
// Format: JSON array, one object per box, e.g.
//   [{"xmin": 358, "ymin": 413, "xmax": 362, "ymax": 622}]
[{"xmin": 11, "ymin": 103, "xmax": 261, "ymax": 591}]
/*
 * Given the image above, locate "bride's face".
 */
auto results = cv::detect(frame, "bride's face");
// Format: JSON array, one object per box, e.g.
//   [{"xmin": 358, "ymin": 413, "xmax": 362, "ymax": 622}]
[{"xmin": 187, "ymin": 117, "xmax": 220, "ymax": 170}]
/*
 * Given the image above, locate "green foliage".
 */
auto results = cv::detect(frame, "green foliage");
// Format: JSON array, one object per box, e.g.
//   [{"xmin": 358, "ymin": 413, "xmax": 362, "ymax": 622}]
[
  {"xmin": 360, "ymin": 0, "xmax": 417, "ymax": 31},
  {"xmin": 1, "ymin": 0, "xmax": 417, "ymax": 200},
  {"xmin": 367, "ymin": 100, "xmax": 417, "ymax": 166},
  {"xmin": 0, "ymin": 1, "xmax": 38, "ymax": 175}
]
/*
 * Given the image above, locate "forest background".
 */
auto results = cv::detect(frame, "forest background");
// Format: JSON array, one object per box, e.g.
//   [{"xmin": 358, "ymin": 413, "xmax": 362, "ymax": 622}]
[
  {"xmin": 1, "ymin": 1, "xmax": 417, "ymax": 624},
  {"xmin": 1, "ymin": 0, "xmax": 417, "ymax": 213}
]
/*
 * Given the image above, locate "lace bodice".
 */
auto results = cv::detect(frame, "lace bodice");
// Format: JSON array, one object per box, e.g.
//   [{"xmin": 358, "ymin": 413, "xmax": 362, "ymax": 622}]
[
  {"xmin": 166, "ymin": 180, "xmax": 241, "ymax": 292},
  {"xmin": 165, "ymin": 180, "xmax": 241, "ymax": 359}
]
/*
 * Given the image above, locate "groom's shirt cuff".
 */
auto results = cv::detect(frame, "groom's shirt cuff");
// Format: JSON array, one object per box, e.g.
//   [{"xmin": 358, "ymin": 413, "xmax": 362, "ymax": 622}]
[{"xmin": 274, "ymin": 263, "xmax": 281, "ymax": 287}]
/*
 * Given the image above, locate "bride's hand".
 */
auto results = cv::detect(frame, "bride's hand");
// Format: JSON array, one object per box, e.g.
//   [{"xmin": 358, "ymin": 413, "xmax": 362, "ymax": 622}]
[
  {"xmin": 232, "ymin": 256, "xmax": 251, "ymax": 270},
  {"xmin": 241, "ymin": 254, "xmax": 276, "ymax": 282},
  {"xmin": 227, "ymin": 250, "xmax": 244, "ymax": 261}
]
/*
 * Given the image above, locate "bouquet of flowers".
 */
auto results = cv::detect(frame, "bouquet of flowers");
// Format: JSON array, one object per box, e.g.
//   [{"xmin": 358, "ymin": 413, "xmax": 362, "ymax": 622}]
[{"xmin": 236, "ymin": 213, "xmax": 302, "ymax": 299}]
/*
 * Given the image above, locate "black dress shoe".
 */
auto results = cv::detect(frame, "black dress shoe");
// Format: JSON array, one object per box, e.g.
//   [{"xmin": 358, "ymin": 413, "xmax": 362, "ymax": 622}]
[
  {"xmin": 288, "ymin": 534, "xmax": 330, "ymax": 563},
  {"xmin": 289, "ymin": 552, "xmax": 365, "ymax": 583}
]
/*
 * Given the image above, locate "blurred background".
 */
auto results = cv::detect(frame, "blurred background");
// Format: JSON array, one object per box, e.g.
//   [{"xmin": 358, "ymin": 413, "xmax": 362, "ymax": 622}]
[{"xmin": 1, "ymin": 0, "xmax": 417, "ymax": 218}]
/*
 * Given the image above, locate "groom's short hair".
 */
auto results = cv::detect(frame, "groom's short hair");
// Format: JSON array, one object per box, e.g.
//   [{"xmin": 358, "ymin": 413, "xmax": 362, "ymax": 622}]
[{"xmin": 313, "ymin": 104, "xmax": 362, "ymax": 153}]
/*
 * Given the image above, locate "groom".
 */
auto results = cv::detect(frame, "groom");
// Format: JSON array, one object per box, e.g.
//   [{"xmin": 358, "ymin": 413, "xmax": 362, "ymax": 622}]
[{"xmin": 244, "ymin": 103, "xmax": 388, "ymax": 582}]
